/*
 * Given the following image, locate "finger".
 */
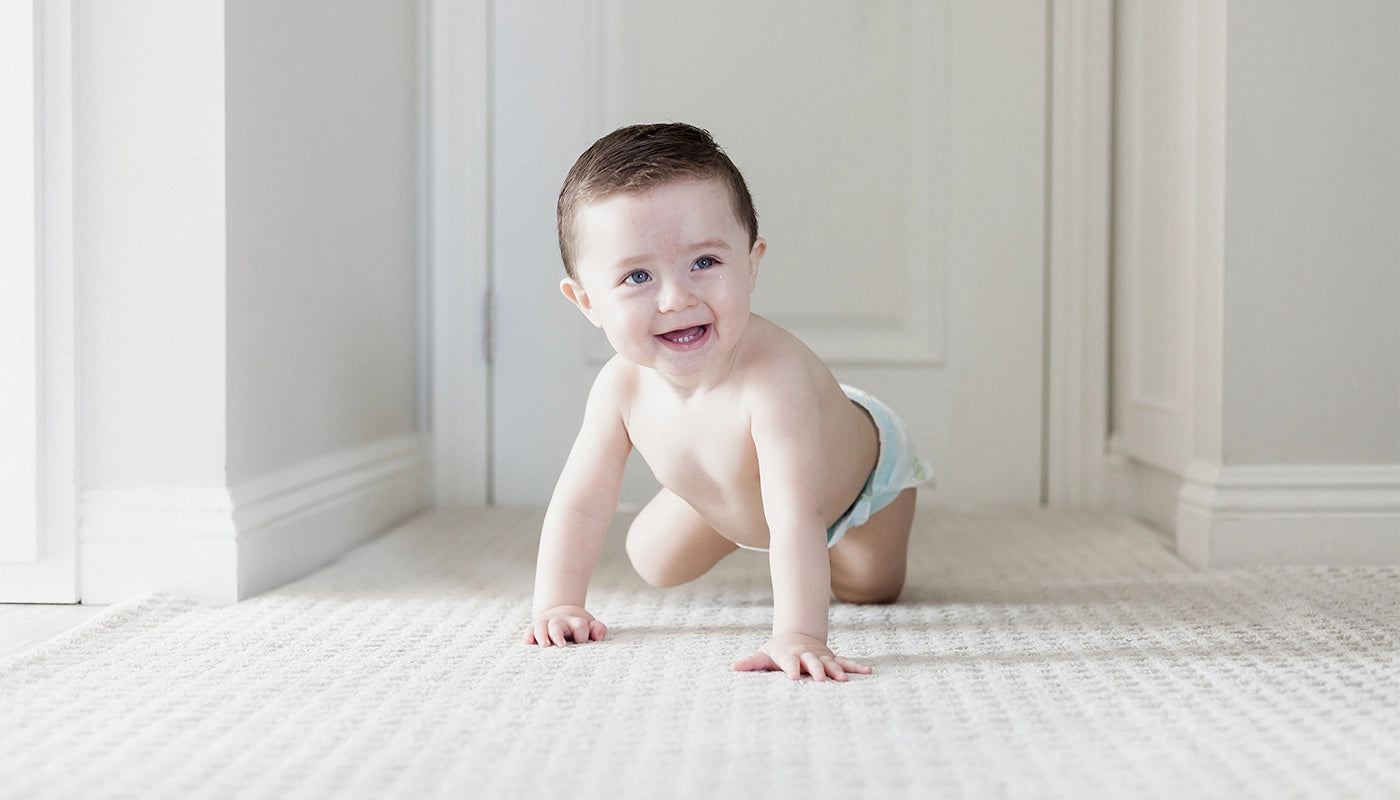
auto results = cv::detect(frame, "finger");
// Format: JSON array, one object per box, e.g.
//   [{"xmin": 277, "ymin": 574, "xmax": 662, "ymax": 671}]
[
  {"xmin": 568, "ymin": 618, "xmax": 591, "ymax": 644},
  {"xmin": 834, "ymin": 656, "xmax": 872, "ymax": 675},
  {"xmin": 523, "ymin": 626, "xmax": 536, "ymax": 645},
  {"xmin": 548, "ymin": 619, "xmax": 569, "ymax": 647},
  {"xmin": 780, "ymin": 654, "xmax": 803, "ymax": 680},
  {"xmin": 589, "ymin": 619, "xmax": 608, "ymax": 642},
  {"xmin": 533, "ymin": 621, "xmax": 552, "ymax": 647},
  {"xmin": 732, "ymin": 652, "xmax": 776, "ymax": 672},
  {"xmin": 821, "ymin": 655, "xmax": 848, "ymax": 682},
  {"xmin": 800, "ymin": 653, "xmax": 827, "ymax": 682}
]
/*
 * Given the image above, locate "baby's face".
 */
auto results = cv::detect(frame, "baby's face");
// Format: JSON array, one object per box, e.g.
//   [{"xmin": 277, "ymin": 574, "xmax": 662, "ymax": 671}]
[{"xmin": 562, "ymin": 178, "xmax": 765, "ymax": 382}]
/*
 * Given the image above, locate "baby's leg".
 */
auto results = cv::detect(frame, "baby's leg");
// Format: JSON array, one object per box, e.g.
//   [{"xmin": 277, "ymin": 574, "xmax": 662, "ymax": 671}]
[
  {"xmin": 828, "ymin": 488, "xmax": 917, "ymax": 604},
  {"xmin": 626, "ymin": 488, "xmax": 738, "ymax": 587}
]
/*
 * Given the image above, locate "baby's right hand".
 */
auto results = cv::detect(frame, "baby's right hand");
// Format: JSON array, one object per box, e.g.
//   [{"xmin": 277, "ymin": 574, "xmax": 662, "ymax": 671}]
[{"xmin": 524, "ymin": 605, "xmax": 608, "ymax": 647}]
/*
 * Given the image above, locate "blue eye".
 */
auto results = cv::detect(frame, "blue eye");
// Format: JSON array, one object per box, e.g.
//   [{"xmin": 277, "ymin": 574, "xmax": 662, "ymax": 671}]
[
  {"xmin": 623, "ymin": 270, "xmax": 651, "ymax": 285},
  {"xmin": 693, "ymin": 256, "xmax": 716, "ymax": 270}
]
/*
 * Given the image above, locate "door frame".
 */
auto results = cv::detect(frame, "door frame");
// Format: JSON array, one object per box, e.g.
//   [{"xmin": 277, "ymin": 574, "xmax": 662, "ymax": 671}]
[
  {"xmin": 422, "ymin": 0, "xmax": 493, "ymax": 506},
  {"xmin": 1045, "ymin": 0, "xmax": 1113, "ymax": 508},
  {"xmin": 422, "ymin": 0, "xmax": 1114, "ymax": 510},
  {"xmin": 0, "ymin": 0, "xmax": 79, "ymax": 602}
]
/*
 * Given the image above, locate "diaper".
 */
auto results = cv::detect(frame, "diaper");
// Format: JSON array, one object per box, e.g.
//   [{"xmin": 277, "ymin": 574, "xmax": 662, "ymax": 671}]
[
  {"xmin": 738, "ymin": 385, "xmax": 933, "ymax": 552},
  {"xmin": 824, "ymin": 385, "xmax": 934, "ymax": 547}
]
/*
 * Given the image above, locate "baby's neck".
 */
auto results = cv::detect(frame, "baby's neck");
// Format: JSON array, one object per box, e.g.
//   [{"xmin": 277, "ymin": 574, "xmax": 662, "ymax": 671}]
[{"xmin": 649, "ymin": 317, "xmax": 761, "ymax": 397}]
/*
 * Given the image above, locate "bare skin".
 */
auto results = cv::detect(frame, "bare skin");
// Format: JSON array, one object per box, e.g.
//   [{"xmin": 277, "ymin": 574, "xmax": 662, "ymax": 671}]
[{"xmin": 524, "ymin": 178, "xmax": 919, "ymax": 681}]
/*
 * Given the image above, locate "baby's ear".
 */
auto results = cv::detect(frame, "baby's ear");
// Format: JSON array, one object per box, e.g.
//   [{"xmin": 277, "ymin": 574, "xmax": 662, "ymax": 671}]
[
  {"xmin": 559, "ymin": 277, "xmax": 600, "ymax": 326},
  {"xmin": 748, "ymin": 238, "xmax": 766, "ymax": 286}
]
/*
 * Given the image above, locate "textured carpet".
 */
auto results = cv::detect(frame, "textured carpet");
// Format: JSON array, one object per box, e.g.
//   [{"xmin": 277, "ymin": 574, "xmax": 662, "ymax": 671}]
[{"xmin": 2, "ymin": 508, "xmax": 1397, "ymax": 799}]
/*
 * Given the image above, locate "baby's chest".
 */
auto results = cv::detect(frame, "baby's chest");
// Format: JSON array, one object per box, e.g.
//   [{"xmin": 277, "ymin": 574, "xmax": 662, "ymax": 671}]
[{"xmin": 628, "ymin": 413, "xmax": 759, "ymax": 498}]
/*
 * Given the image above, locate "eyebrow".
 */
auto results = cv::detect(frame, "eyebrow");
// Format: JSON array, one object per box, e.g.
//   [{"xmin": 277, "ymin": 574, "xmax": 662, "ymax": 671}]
[
  {"xmin": 609, "ymin": 239, "xmax": 735, "ymax": 272},
  {"xmin": 685, "ymin": 238, "xmax": 732, "ymax": 252},
  {"xmin": 612, "ymin": 253, "xmax": 655, "ymax": 271}
]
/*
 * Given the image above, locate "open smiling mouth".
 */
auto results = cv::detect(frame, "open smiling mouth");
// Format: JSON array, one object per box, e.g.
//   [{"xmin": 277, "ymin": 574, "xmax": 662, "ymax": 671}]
[{"xmin": 656, "ymin": 324, "xmax": 710, "ymax": 349}]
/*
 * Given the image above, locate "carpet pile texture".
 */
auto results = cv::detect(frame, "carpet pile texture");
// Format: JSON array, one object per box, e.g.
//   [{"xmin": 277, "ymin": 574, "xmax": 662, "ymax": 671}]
[{"xmin": 2, "ymin": 508, "xmax": 1397, "ymax": 798}]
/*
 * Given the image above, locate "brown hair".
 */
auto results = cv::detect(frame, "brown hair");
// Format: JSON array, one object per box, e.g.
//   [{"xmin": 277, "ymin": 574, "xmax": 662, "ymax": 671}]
[{"xmin": 556, "ymin": 123, "xmax": 759, "ymax": 280}]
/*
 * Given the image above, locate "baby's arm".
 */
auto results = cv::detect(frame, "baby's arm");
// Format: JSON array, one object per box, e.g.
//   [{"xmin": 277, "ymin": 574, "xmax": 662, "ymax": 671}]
[
  {"xmin": 733, "ymin": 377, "xmax": 872, "ymax": 682},
  {"xmin": 525, "ymin": 361, "xmax": 632, "ymax": 647}
]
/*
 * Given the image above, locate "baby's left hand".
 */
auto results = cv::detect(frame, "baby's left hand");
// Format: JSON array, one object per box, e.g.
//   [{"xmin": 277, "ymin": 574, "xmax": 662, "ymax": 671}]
[{"xmin": 731, "ymin": 633, "xmax": 872, "ymax": 682}]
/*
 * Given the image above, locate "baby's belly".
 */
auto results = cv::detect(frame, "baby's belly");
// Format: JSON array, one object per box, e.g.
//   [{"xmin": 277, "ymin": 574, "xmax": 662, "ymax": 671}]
[
  {"xmin": 660, "ymin": 466, "xmax": 862, "ymax": 550},
  {"xmin": 669, "ymin": 484, "xmax": 772, "ymax": 549}
]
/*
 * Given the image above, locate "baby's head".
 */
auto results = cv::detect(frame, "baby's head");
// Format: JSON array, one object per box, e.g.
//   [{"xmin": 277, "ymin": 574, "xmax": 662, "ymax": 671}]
[{"xmin": 557, "ymin": 123, "xmax": 759, "ymax": 280}]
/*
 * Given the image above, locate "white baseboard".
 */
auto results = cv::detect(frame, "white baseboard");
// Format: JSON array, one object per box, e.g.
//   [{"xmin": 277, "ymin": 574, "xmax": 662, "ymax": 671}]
[
  {"xmin": 232, "ymin": 433, "xmax": 427, "ymax": 599},
  {"xmin": 1102, "ymin": 452, "xmax": 1181, "ymax": 541},
  {"xmin": 80, "ymin": 488, "xmax": 240, "ymax": 604},
  {"xmin": 1176, "ymin": 461, "xmax": 1400, "ymax": 567},
  {"xmin": 80, "ymin": 434, "xmax": 428, "ymax": 605}
]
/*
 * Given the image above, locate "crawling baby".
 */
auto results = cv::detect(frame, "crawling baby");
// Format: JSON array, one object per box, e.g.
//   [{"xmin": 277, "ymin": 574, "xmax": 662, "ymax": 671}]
[{"xmin": 524, "ymin": 122, "xmax": 932, "ymax": 681}]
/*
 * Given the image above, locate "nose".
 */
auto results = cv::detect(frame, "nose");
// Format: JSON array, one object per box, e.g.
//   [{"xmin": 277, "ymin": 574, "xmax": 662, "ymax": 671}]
[{"xmin": 657, "ymin": 277, "xmax": 698, "ymax": 313}]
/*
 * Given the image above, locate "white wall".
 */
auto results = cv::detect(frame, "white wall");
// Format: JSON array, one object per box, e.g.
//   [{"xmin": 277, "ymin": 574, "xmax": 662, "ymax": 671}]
[
  {"xmin": 76, "ymin": 0, "xmax": 426, "ymax": 604},
  {"xmin": 225, "ymin": 0, "xmax": 420, "ymax": 483},
  {"xmin": 76, "ymin": 0, "xmax": 240, "ymax": 602},
  {"xmin": 78, "ymin": 0, "xmax": 228, "ymax": 494},
  {"xmin": 224, "ymin": 0, "xmax": 426, "ymax": 596},
  {"xmin": 0, "ymin": 0, "xmax": 79, "ymax": 601},
  {"xmin": 1110, "ymin": 0, "xmax": 1400, "ymax": 566},
  {"xmin": 1221, "ymin": 0, "xmax": 1399, "ymax": 466}
]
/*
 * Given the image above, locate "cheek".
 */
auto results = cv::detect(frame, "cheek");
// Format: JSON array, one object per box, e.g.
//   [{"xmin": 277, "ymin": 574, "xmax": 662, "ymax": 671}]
[
  {"xmin": 718, "ymin": 279, "xmax": 751, "ymax": 311},
  {"xmin": 607, "ymin": 302, "xmax": 653, "ymax": 338},
  {"xmin": 627, "ymin": 302, "xmax": 653, "ymax": 325}
]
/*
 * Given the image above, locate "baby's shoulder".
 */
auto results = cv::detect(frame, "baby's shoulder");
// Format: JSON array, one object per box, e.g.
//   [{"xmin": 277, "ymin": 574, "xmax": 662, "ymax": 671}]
[
  {"xmin": 737, "ymin": 318, "xmax": 829, "ymax": 406},
  {"xmin": 586, "ymin": 355, "xmax": 642, "ymax": 410},
  {"xmin": 742, "ymin": 317, "xmax": 828, "ymax": 379}
]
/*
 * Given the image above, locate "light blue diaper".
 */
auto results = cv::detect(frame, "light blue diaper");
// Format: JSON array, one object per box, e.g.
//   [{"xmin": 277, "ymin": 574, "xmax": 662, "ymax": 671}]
[
  {"xmin": 739, "ymin": 385, "xmax": 933, "ymax": 552},
  {"xmin": 824, "ymin": 385, "xmax": 934, "ymax": 547}
]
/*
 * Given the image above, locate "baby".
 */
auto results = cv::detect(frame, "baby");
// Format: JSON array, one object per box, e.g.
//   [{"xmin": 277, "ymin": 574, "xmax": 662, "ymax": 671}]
[{"xmin": 524, "ymin": 123, "xmax": 932, "ymax": 681}]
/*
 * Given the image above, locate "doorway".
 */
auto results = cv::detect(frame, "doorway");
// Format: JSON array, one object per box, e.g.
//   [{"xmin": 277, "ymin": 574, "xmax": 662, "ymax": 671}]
[{"xmin": 485, "ymin": 1, "xmax": 1050, "ymax": 509}]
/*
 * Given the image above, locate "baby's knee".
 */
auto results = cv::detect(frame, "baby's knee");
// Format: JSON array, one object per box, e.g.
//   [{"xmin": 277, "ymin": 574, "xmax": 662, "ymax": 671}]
[
  {"xmin": 630, "ymin": 559, "xmax": 685, "ymax": 589},
  {"xmin": 832, "ymin": 575, "xmax": 904, "ymax": 605},
  {"xmin": 625, "ymin": 528, "xmax": 685, "ymax": 588}
]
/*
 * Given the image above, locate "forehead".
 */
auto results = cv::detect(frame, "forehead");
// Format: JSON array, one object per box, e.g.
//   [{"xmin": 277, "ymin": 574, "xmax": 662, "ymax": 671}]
[{"xmin": 574, "ymin": 178, "xmax": 743, "ymax": 261}]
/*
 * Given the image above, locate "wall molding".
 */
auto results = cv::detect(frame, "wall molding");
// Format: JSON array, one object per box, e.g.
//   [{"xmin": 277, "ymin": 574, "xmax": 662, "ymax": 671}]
[
  {"xmin": 232, "ymin": 433, "xmax": 427, "ymax": 600},
  {"xmin": 80, "ymin": 487, "xmax": 239, "ymax": 604},
  {"xmin": 1176, "ymin": 461, "xmax": 1400, "ymax": 567},
  {"xmin": 81, "ymin": 434, "xmax": 427, "ymax": 604},
  {"xmin": 230, "ymin": 434, "xmax": 424, "ymax": 534}
]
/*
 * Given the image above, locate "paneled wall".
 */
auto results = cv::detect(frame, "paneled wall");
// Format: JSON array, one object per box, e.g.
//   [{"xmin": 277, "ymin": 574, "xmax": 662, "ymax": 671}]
[
  {"xmin": 1109, "ymin": 0, "xmax": 1399, "ymax": 566},
  {"xmin": 6, "ymin": 0, "xmax": 429, "ymax": 604}
]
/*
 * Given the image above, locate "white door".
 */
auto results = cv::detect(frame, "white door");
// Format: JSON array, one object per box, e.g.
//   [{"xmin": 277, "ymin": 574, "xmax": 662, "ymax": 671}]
[
  {"xmin": 1, "ymin": 1, "xmax": 78, "ymax": 602},
  {"xmin": 490, "ymin": 1, "xmax": 1048, "ymax": 509}
]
